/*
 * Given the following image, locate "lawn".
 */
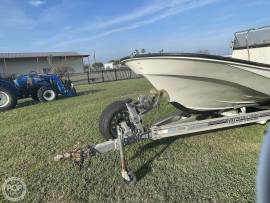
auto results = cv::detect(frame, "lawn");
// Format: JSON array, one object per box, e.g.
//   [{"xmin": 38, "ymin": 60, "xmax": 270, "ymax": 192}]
[{"xmin": 0, "ymin": 78, "xmax": 265, "ymax": 202}]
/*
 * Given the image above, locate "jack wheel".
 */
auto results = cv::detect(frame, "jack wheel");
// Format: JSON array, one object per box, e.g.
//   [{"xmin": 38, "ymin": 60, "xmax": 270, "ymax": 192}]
[{"xmin": 123, "ymin": 171, "xmax": 136, "ymax": 185}]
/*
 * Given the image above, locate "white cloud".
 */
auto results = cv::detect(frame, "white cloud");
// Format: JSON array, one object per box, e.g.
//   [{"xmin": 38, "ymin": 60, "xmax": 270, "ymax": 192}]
[
  {"xmin": 32, "ymin": 0, "xmax": 218, "ymax": 48},
  {"xmin": 55, "ymin": 0, "xmax": 217, "ymax": 47},
  {"xmin": 79, "ymin": 0, "xmax": 191, "ymax": 31},
  {"xmin": 29, "ymin": 0, "xmax": 46, "ymax": 7},
  {"xmin": 0, "ymin": 1, "xmax": 34, "ymax": 28},
  {"xmin": 89, "ymin": 0, "xmax": 168, "ymax": 29}
]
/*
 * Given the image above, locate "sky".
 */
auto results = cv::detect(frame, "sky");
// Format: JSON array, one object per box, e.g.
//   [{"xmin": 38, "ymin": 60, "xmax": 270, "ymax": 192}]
[{"xmin": 0, "ymin": 0, "xmax": 270, "ymax": 62}]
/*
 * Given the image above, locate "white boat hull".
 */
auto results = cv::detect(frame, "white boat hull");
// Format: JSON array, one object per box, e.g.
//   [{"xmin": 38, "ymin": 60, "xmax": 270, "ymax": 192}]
[{"xmin": 122, "ymin": 54, "xmax": 270, "ymax": 111}]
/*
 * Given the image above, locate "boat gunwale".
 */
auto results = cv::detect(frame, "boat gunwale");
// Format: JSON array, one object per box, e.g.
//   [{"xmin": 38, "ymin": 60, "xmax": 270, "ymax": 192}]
[{"xmin": 120, "ymin": 53, "xmax": 270, "ymax": 69}]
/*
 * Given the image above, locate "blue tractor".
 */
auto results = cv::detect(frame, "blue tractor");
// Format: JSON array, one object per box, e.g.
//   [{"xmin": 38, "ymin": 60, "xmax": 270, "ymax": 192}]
[{"xmin": 0, "ymin": 71, "xmax": 77, "ymax": 111}]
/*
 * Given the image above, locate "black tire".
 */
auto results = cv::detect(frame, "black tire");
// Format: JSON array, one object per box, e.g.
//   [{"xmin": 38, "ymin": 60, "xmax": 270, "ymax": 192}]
[
  {"xmin": 99, "ymin": 101, "xmax": 131, "ymax": 140},
  {"xmin": 0, "ymin": 86, "xmax": 17, "ymax": 111},
  {"xmin": 37, "ymin": 86, "xmax": 57, "ymax": 102}
]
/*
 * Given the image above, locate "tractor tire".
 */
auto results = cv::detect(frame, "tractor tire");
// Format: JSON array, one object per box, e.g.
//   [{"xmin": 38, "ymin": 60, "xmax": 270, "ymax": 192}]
[
  {"xmin": 37, "ymin": 86, "xmax": 57, "ymax": 102},
  {"xmin": 99, "ymin": 101, "xmax": 131, "ymax": 140},
  {"xmin": 0, "ymin": 86, "xmax": 17, "ymax": 111}
]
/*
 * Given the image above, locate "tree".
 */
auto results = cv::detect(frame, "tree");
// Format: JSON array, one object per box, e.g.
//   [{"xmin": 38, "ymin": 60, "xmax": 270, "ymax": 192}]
[
  {"xmin": 83, "ymin": 64, "xmax": 90, "ymax": 72},
  {"xmin": 134, "ymin": 49, "xmax": 139, "ymax": 55},
  {"xmin": 108, "ymin": 60, "xmax": 120, "ymax": 65},
  {"xmin": 92, "ymin": 62, "xmax": 104, "ymax": 70},
  {"xmin": 141, "ymin": 48, "xmax": 146, "ymax": 54},
  {"xmin": 52, "ymin": 64, "xmax": 74, "ymax": 79}
]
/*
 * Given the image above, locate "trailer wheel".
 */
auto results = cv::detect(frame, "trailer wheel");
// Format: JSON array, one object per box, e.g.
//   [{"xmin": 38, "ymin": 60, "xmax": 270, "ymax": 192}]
[
  {"xmin": 0, "ymin": 86, "xmax": 17, "ymax": 111},
  {"xmin": 99, "ymin": 101, "xmax": 131, "ymax": 140},
  {"xmin": 37, "ymin": 86, "xmax": 57, "ymax": 102}
]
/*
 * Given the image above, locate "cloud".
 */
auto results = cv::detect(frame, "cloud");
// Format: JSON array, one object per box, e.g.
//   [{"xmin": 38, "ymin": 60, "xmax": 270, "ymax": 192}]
[
  {"xmin": 79, "ymin": 0, "xmax": 191, "ymax": 31},
  {"xmin": 29, "ymin": 0, "xmax": 46, "ymax": 7},
  {"xmin": 0, "ymin": 1, "xmax": 34, "ymax": 28},
  {"xmin": 32, "ymin": 0, "xmax": 218, "ymax": 48},
  {"xmin": 88, "ymin": 0, "xmax": 169, "ymax": 30},
  {"xmin": 55, "ymin": 0, "xmax": 217, "ymax": 47}
]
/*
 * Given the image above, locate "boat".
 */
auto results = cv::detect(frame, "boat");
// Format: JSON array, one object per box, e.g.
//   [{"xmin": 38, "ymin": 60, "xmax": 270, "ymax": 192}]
[{"xmin": 121, "ymin": 26, "xmax": 270, "ymax": 112}]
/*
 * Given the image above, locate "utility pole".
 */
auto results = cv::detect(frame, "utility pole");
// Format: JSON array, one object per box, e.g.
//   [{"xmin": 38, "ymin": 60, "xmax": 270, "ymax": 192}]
[{"xmin": 93, "ymin": 50, "xmax": 97, "ymax": 64}]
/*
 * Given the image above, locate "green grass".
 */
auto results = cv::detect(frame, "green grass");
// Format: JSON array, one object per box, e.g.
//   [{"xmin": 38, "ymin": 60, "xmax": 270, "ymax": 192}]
[{"xmin": 0, "ymin": 78, "xmax": 265, "ymax": 202}]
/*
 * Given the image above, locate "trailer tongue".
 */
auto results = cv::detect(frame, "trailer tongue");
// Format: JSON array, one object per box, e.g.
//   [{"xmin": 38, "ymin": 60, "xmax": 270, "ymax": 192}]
[{"xmin": 54, "ymin": 96, "xmax": 270, "ymax": 184}]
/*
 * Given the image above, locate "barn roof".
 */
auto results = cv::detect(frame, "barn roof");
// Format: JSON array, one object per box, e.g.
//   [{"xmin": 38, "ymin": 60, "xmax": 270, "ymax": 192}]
[{"xmin": 0, "ymin": 52, "xmax": 89, "ymax": 59}]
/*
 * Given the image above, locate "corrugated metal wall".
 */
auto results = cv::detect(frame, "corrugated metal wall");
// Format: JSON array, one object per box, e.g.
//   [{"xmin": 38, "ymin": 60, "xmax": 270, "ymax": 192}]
[{"xmin": 1, "ymin": 56, "xmax": 84, "ymax": 77}]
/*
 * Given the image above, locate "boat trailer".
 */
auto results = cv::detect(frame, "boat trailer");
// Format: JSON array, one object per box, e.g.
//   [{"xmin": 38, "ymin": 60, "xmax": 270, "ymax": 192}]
[{"xmin": 54, "ymin": 97, "xmax": 270, "ymax": 184}]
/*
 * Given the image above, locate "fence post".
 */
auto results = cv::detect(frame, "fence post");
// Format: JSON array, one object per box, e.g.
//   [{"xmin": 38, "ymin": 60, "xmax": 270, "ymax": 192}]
[
  {"xmin": 87, "ymin": 71, "xmax": 90, "ymax": 84},
  {"xmin": 101, "ymin": 70, "xmax": 104, "ymax": 82},
  {"xmin": 115, "ymin": 69, "xmax": 117, "ymax": 81}
]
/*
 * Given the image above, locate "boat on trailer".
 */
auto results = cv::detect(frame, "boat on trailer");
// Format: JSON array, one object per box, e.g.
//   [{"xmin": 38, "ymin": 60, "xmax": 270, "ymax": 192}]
[
  {"xmin": 121, "ymin": 26, "xmax": 270, "ymax": 112},
  {"xmin": 55, "ymin": 26, "xmax": 270, "ymax": 184}
]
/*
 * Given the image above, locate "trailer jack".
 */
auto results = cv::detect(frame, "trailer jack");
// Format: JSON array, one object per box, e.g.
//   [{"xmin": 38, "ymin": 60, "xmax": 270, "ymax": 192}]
[
  {"xmin": 54, "ymin": 121, "xmax": 148, "ymax": 183},
  {"xmin": 117, "ymin": 124, "xmax": 137, "ymax": 184}
]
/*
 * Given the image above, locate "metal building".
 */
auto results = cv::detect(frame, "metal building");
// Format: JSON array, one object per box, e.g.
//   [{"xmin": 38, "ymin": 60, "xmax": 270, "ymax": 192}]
[{"xmin": 0, "ymin": 52, "xmax": 89, "ymax": 77}]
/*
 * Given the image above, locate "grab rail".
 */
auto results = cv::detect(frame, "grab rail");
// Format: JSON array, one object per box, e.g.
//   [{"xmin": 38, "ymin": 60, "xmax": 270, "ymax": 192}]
[
  {"xmin": 245, "ymin": 28, "xmax": 255, "ymax": 61},
  {"xmin": 233, "ymin": 28, "xmax": 255, "ymax": 61},
  {"xmin": 235, "ymin": 25, "xmax": 270, "ymax": 35}
]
